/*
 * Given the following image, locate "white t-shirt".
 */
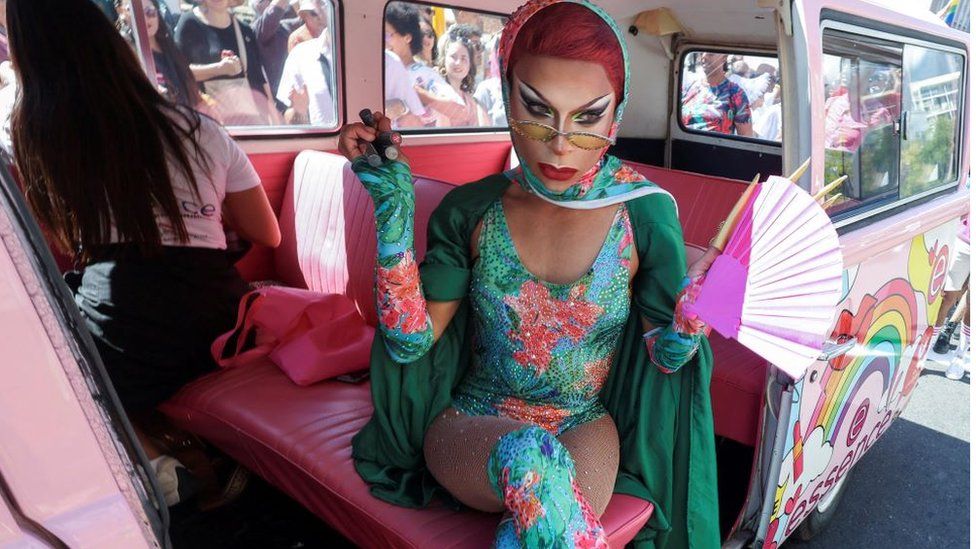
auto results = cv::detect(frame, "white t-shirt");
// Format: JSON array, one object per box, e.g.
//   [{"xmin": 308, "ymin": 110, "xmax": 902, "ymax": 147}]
[
  {"xmin": 384, "ymin": 50, "xmax": 424, "ymax": 115},
  {"xmin": 111, "ymin": 112, "xmax": 261, "ymax": 249},
  {"xmin": 276, "ymin": 36, "xmax": 337, "ymax": 127}
]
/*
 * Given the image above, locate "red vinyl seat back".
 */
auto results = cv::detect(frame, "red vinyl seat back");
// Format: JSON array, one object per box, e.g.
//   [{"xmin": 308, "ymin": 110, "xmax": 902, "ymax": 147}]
[{"xmin": 273, "ymin": 150, "xmax": 453, "ymax": 326}]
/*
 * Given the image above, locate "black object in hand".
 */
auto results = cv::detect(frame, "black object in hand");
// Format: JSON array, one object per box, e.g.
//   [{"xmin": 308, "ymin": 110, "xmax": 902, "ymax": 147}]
[{"xmin": 359, "ymin": 109, "xmax": 401, "ymax": 163}]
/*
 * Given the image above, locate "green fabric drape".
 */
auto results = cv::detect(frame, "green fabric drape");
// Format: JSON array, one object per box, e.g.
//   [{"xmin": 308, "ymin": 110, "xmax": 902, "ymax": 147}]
[{"xmin": 352, "ymin": 174, "xmax": 720, "ymax": 548}]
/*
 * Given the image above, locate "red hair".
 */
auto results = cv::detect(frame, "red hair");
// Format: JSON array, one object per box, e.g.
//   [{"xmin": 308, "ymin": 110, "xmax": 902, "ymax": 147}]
[{"xmin": 507, "ymin": 3, "xmax": 625, "ymax": 104}]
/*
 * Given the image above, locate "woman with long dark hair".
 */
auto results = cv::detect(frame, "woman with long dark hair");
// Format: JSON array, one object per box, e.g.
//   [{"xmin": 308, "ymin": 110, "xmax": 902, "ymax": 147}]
[
  {"xmin": 7, "ymin": 0, "xmax": 280, "ymax": 505},
  {"xmin": 121, "ymin": 0, "xmax": 204, "ymax": 110}
]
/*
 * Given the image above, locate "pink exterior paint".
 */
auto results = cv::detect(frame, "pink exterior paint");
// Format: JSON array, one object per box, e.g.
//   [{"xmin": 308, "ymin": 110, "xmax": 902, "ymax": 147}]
[
  {"xmin": 763, "ymin": 221, "xmax": 956, "ymax": 547},
  {"xmin": 0, "ymin": 208, "xmax": 157, "ymax": 546},
  {"xmin": 761, "ymin": 2, "xmax": 969, "ymax": 546}
]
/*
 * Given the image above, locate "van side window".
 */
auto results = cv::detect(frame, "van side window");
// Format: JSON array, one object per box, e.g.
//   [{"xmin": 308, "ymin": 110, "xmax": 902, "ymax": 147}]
[
  {"xmin": 678, "ymin": 51, "xmax": 782, "ymax": 142},
  {"xmin": 383, "ymin": 2, "xmax": 507, "ymax": 130},
  {"xmin": 122, "ymin": 0, "xmax": 341, "ymax": 132},
  {"xmin": 822, "ymin": 31, "xmax": 902, "ymax": 217},
  {"xmin": 900, "ymin": 45, "xmax": 964, "ymax": 197},
  {"xmin": 822, "ymin": 29, "xmax": 965, "ymax": 220}
]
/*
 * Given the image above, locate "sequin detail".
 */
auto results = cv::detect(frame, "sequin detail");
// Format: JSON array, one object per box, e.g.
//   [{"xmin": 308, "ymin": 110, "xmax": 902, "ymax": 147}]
[{"xmin": 452, "ymin": 199, "xmax": 633, "ymax": 435}]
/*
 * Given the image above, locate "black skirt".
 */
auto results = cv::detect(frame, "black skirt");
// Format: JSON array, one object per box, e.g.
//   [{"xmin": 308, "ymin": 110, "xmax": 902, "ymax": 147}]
[{"xmin": 73, "ymin": 245, "xmax": 249, "ymax": 411}]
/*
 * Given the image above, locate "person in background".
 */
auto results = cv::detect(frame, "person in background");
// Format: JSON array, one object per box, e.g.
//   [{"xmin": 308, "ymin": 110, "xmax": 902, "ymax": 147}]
[
  {"xmin": 384, "ymin": 49, "xmax": 425, "ymax": 128},
  {"xmin": 473, "ymin": 32, "xmax": 505, "ymax": 126},
  {"xmin": 929, "ymin": 211, "xmax": 970, "ymax": 380},
  {"xmin": 123, "ymin": 0, "xmax": 206, "ymax": 111},
  {"xmin": 7, "ymin": 0, "xmax": 280, "ymax": 505},
  {"xmin": 251, "ymin": 0, "xmax": 303, "ymax": 95},
  {"xmin": 275, "ymin": 26, "xmax": 335, "ymax": 125},
  {"xmin": 176, "ymin": 0, "xmax": 279, "ymax": 125},
  {"xmin": 417, "ymin": 15, "xmax": 437, "ymax": 67},
  {"xmin": 287, "ymin": 0, "xmax": 326, "ymax": 52},
  {"xmin": 681, "ymin": 52, "xmax": 753, "ymax": 137},
  {"xmin": 385, "ymin": 2, "xmax": 454, "ymax": 126},
  {"xmin": 747, "ymin": 64, "xmax": 781, "ymax": 141},
  {"xmin": 430, "ymin": 24, "xmax": 487, "ymax": 127},
  {"xmin": 449, "ymin": 22, "xmax": 484, "ymax": 84}
]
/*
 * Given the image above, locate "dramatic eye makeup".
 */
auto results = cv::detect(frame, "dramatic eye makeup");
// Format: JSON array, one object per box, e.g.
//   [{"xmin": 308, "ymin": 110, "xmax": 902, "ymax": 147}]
[{"xmin": 517, "ymin": 81, "xmax": 610, "ymax": 126}]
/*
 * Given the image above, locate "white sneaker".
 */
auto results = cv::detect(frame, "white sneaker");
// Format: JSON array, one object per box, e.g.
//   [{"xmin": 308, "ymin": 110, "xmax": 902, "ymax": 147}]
[
  {"xmin": 150, "ymin": 455, "xmax": 186, "ymax": 507},
  {"xmin": 927, "ymin": 345, "xmax": 952, "ymax": 363},
  {"xmin": 945, "ymin": 356, "xmax": 967, "ymax": 380}
]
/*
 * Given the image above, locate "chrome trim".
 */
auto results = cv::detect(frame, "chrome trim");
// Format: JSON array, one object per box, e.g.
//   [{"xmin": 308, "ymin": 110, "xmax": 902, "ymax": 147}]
[
  {"xmin": 818, "ymin": 338, "xmax": 857, "ymax": 361},
  {"xmin": 754, "ymin": 380, "xmax": 794, "ymax": 544}
]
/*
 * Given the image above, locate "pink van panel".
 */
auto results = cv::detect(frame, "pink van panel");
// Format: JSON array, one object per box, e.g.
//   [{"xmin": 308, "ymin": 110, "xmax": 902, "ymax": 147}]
[{"xmin": 0, "ymin": 209, "xmax": 156, "ymax": 547}]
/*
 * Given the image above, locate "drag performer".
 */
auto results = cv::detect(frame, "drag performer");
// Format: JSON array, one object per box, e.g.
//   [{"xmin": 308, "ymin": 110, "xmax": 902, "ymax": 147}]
[{"xmin": 344, "ymin": 1, "xmax": 720, "ymax": 546}]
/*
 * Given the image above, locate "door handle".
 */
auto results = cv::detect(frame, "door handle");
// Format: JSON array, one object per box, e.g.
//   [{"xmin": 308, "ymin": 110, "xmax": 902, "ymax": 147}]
[{"xmin": 819, "ymin": 337, "xmax": 856, "ymax": 361}]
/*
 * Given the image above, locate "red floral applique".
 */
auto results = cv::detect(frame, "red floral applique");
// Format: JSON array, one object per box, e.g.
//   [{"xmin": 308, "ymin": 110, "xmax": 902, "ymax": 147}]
[
  {"xmin": 500, "ymin": 467, "xmax": 546, "ymax": 534},
  {"xmin": 377, "ymin": 251, "xmax": 428, "ymax": 334},
  {"xmin": 503, "ymin": 281, "xmax": 603, "ymax": 374}
]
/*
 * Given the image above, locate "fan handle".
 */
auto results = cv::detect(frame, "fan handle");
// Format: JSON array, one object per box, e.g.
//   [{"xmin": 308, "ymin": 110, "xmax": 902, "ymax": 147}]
[{"xmin": 711, "ymin": 174, "xmax": 760, "ymax": 252}]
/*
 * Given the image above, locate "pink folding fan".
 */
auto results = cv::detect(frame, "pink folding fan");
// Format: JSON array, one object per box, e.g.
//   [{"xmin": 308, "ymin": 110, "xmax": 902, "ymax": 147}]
[{"xmin": 687, "ymin": 164, "xmax": 845, "ymax": 378}]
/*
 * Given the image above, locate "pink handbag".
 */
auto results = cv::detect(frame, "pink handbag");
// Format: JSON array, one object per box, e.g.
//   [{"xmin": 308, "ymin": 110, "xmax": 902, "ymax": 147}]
[{"xmin": 212, "ymin": 286, "xmax": 374, "ymax": 386}]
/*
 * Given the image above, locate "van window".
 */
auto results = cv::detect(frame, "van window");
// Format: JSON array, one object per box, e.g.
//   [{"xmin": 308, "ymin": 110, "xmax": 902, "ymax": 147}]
[
  {"xmin": 678, "ymin": 50, "xmax": 782, "ymax": 142},
  {"xmin": 821, "ymin": 29, "xmax": 964, "ymax": 220},
  {"xmin": 900, "ymin": 45, "xmax": 964, "ymax": 197},
  {"xmin": 383, "ymin": 1, "xmax": 507, "ymax": 130},
  {"xmin": 822, "ymin": 31, "xmax": 902, "ymax": 217},
  {"xmin": 122, "ymin": 0, "xmax": 341, "ymax": 132}
]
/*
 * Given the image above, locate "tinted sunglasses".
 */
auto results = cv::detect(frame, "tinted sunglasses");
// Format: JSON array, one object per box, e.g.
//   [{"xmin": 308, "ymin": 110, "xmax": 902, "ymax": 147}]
[{"xmin": 508, "ymin": 119, "xmax": 614, "ymax": 150}]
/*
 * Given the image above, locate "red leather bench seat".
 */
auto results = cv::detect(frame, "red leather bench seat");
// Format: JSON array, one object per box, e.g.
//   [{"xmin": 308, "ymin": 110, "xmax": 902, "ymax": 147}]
[{"xmin": 160, "ymin": 360, "xmax": 653, "ymax": 548}]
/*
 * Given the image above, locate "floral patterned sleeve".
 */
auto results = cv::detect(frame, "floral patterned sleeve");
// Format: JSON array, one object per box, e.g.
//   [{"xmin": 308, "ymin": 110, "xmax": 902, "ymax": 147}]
[{"xmin": 352, "ymin": 158, "xmax": 434, "ymax": 363}]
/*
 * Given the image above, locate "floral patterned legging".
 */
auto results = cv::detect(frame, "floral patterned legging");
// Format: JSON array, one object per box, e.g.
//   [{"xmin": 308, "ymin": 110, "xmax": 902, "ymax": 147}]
[{"xmin": 424, "ymin": 408, "xmax": 618, "ymax": 548}]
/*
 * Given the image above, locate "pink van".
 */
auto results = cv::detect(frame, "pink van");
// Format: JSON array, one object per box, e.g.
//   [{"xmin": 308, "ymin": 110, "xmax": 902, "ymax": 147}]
[{"xmin": 0, "ymin": 0, "xmax": 967, "ymax": 547}]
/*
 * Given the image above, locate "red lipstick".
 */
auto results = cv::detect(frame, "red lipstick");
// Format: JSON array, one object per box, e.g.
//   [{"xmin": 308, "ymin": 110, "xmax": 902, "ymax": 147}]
[{"xmin": 538, "ymin": 163, "xmax": 579, "ymax": 181}]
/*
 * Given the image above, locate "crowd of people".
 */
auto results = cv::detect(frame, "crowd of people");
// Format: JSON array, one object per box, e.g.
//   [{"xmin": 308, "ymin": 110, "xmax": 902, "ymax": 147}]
[
  {"xmin": 384, "ymin": 2, "xmax": 507, "ymax": 129},
  {"xmin": 680, "ymin": 52, "xmax": 782, "ymax": 141},
  {"xmin": 111, "ymin": 0, "xmax": 337, "ymax": 127}
]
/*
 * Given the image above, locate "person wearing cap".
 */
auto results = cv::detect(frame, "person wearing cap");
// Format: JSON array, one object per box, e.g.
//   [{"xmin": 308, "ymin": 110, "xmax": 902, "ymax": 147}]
[
  {"xmin": 275, "ymin": 24, "xmax": 335, "ymax": 126},
  {"xmin": 250, "ymin": 0, "xmax": 303, "ymax": 95},
  {"xmin": 287, "ymin": 0, "xmax": 326, "ymax": 52}
]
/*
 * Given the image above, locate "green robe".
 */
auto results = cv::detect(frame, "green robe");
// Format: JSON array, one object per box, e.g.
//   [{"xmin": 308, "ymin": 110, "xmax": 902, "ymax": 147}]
[{"xmin": 352, "ymin": 174, "xmax": 720, "ymax": 548}]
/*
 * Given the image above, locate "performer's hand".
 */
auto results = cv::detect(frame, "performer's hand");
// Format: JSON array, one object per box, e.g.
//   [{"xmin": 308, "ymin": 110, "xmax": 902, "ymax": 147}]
[
  {"xmin": 338, "ymin": 110, "xmax": 409, "ymax": 164},
  {"xmin": 687, "ymin": 246, "xmax": 721, "ymax": 280}
]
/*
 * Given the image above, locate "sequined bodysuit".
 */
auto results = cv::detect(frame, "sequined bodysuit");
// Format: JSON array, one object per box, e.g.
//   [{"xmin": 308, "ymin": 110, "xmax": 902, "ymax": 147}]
[{"xmin": 452, "ymin": 199, "xmax": 635, "ymax": 436}]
